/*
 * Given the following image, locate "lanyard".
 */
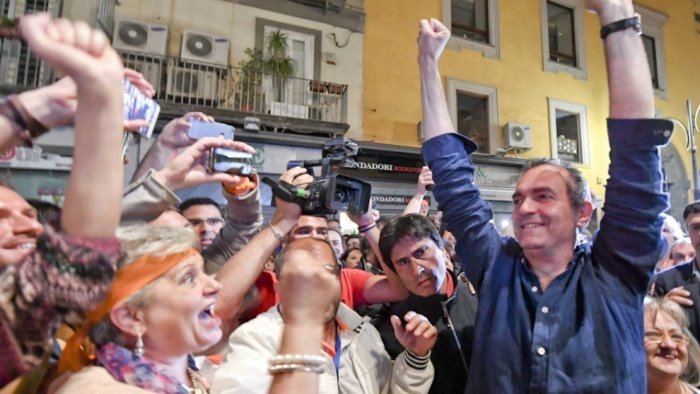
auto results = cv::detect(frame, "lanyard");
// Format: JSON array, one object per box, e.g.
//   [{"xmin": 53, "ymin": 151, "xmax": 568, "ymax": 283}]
[{"xmin": 333, "ymin": 328, "xmax": 341, "ymax": 376}]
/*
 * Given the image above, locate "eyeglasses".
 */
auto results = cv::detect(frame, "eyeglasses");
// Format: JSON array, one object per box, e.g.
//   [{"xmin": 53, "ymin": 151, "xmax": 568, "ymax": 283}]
[
  {"xmin": 188, "ymin": 217, "xmax": 225, "ymax": 228},
  {"xmin": 644, "ymin": 330, "xmax": 690, "ymax": 346}
]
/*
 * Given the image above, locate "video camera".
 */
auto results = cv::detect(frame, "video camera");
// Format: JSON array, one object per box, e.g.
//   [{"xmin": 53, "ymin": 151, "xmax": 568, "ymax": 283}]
[{"xmin": 262, "ymin": 138, "xmax": 372, "ymax": 215}]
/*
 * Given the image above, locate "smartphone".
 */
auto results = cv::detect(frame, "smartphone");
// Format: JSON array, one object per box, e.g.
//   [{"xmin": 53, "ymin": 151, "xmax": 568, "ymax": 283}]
[
  {"xmin": 123, "ymin": 79, "xmax": 160, "ymax": 138},
  {"xmin": 208, "ymin": 147, "xmax": 253, "ymax": 176},
  {"xmin": 188, "ymin": 118, "xmax": 235, "ymax": 140}
]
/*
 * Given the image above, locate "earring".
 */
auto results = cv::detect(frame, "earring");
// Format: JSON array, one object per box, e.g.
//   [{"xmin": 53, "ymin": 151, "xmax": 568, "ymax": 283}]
[{"xmin": 134, "ymin": 332, "xmax": 144, "ymax": 358}]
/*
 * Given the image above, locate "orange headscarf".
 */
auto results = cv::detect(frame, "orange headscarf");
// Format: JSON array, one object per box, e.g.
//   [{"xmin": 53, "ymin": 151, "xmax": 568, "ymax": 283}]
[{"xmin": 58, "ymin": 248, "xmax": 199, "ymax": 372}]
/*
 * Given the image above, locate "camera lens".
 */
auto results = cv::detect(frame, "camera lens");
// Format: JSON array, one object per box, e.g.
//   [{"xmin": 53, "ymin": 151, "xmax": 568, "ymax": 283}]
[{"xmin": 334, "ymin": 188, "xmax": 351, "ymax": 203}]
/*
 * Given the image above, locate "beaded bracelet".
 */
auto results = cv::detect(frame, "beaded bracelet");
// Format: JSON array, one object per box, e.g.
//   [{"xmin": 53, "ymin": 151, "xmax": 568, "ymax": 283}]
[
  {"xmin": 268, "ymin": 354, "xmax": 326, "ymax": 375},
  {"xmin": 269, "ymin": 363, "xmax": 324, "ymax": 375},
  {"xmin": 269, "ymin": 353, "xmax": 326, "ymax": 365}
]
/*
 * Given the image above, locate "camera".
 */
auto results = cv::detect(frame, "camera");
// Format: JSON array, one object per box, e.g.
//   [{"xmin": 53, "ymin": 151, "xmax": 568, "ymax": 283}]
[
  {"xmin": 262, "ymin": 138, "xmax": 372, "ymax": 215},
  {"xmin": 207, "ymin": 147, "xmax": 253, "ymax": 176}
]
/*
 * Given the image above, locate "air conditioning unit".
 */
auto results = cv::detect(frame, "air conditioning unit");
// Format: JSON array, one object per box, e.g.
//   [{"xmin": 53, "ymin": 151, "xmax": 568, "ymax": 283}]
[
  {"xmin": 166, "ymin": 66, "xmax": 218, "ymax": 100},
  {"xmin": 121, "ymin": 58, "xmax": 162, "ymax": 91},
  {"xmin": 113, "ymin": 18, "xmax": 168, "ymax": 56},
  {"xmin": 503, "ymin": 123, "xmax": 533, "ymax": 150},
  {"xmin": 180, "ymin": 29, "xmax": 230, "ymax": 66}
]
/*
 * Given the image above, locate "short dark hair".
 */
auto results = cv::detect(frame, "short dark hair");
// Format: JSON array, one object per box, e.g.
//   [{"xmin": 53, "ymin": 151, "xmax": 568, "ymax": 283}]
[
  {"xmin": 179, "ymin": 197, "xmax": 221, "ymax": 214},
  {"xmin": 378, "ymin": 214, "xmax": 443, "ymax": 273},
  {"xmin": 521, "ymin": 158, "xmax": 590, "ymax": 210},
  {"xmin": 346, "ymin": 233, "xmax": 360, "ymax": 242},
  {"xmin": 683, "ymin": 201, "xmax": 700, "ymax": 221}
]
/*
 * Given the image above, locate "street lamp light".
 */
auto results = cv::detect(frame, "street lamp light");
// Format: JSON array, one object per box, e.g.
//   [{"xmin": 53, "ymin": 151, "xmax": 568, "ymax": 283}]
[{"xmin": 667, "ymin": 100, "xmax": 700, "ymax": 201}]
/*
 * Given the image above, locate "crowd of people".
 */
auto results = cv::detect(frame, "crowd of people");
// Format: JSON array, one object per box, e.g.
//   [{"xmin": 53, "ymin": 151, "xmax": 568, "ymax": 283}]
[{"xmin": 1, "ymin": 0, "xmax": 699, "ymax": 392}]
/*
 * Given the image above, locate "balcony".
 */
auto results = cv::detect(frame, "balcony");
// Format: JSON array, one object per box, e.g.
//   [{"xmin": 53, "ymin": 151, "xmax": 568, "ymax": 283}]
[{"xmin": 0, "ymin": 42, "xmax": 350, "ymax": 136}]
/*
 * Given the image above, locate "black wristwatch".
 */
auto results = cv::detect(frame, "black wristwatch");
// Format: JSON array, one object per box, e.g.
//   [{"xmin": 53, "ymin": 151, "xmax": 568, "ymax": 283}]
[{"xmin": 600, "ymin": 13, "xmax": 642, "ymax": 40}]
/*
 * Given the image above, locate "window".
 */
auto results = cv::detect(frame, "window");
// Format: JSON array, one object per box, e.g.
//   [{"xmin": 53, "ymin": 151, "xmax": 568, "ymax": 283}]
[
  {"xmin": 447, "ymin": 78, "xmax": 499, "ymax": 154},
  {"xmin": 541, "ymin": 0, "xmax": 586, "ymax": 80},
  {"xmin": 442, "ymin": 0, "xmax": 500, "ymax": 59},
  {"xmin": 636, "ymin": 5, "xmax": 668, "ymax": 99},
  {"xmin": 451, "ymin": 0, "xmax": 489, "ymax": 43},
  {"xmin": 548, "ymin": 98, "xmax": 589, "ymax": 165},
  {"xmin": 641, "ymin": 35, "xmax": 658, "ymax": 89}
]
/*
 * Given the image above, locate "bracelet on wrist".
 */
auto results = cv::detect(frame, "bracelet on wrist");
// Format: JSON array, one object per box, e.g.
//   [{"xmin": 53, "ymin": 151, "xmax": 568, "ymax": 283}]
[
  {"xmin": 268, "ymin": 222, "xmax": 285, "ymax": 242},
  {"xmin": 358, "ymin": 222, "xmax": 377, "ymax": 233},
  {"xmin": 6, "ymin": 95, "xmax": 48, "ymax": 143},
  {"xmin": 268, "ymin": 353, "xmax": 326, "ymax": 375}
]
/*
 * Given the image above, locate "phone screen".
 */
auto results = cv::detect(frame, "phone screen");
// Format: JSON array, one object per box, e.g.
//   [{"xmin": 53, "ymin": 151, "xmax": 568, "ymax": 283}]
[{"xmin": 123, "ymin": 79, "xmax": 160, "ymax": 138}]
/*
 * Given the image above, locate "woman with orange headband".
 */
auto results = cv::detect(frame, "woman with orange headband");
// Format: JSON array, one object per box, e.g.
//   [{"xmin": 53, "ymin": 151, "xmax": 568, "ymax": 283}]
[{"xmin": 52, "ymin": 224, "xmax": 339, "ymax": 394}]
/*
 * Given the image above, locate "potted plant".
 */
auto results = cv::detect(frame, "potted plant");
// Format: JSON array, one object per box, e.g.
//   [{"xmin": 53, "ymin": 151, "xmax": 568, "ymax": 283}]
[
  {"xmin": 235, "ymin": 47, "xmax": 265, "ymax": 111},
  {"xmin": 0, "ymin": 17, "xmax": 20, "ymax": 39},
  {"xmin": 263, "ymin": 29, "xmax": 295, "ymax": 102},
  {"xmin": 236, "ymin": 30, "xmax": 296, "ymax": 111}
]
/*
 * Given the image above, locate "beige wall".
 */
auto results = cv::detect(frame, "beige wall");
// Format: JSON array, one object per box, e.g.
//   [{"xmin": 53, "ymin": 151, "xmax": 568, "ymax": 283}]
[{"xmin": 112, "ymin": 0, "xmax": 364, "ymax": 136}]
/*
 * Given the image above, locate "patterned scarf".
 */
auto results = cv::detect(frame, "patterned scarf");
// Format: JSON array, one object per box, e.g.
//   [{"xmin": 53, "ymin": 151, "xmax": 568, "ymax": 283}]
[{"xmin": 96, "ymin": 342, "xmax": 207, "ymax": 394}]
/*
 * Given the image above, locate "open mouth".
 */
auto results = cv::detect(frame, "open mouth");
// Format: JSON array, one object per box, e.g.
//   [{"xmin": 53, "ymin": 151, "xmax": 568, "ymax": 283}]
[
  {"xmin": 520, "ymin": 223, "xmax": 543, "ymax": 229},
  {"xmin": 199, "ymin": 303, "xmax": 216, "ymax": 320},
  {"xmin": 654, "ymin": 349, "xmax": 680, "ymax": 361}
]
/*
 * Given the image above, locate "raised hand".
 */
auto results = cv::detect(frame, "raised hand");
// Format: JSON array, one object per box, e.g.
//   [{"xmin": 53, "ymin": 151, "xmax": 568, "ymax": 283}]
[
  {"xmin": 417, "ymin": 18, "xmax": 450, "ymax": 63},
  {"xmin": 391, "ymin": 311, "xmax": 438, "ymax": 357},
  {"xmin": 279, "ymin": 247, "xmax": 341, "ymax": 326},
  {"xmin": 153, "ymin": 137, "xmax": 255, "ymax": 191},
  {"xmin": 20, "ymin": 13, "xmax": 123, "ymax": 84},
  {"xmin": 270, "ymin": 166, "xmax": 314, "ymax": 228},
  {"xmin": 416, "ymin": 166, "xmax": 434, "ymax": 195},
  {"xmin": 158, "ymin": 112, "xmax": 215, "ymax": 149}
]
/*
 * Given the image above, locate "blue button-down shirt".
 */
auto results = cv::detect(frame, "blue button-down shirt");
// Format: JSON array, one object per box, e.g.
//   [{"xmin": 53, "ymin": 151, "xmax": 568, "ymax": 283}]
[{"xmin": 423, "ymin": 119, "xmax": 672, "ymax": 394}]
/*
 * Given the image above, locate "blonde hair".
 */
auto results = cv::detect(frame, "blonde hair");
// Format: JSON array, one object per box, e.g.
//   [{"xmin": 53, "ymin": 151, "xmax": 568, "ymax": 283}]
[
  {"xmin": 89, "ymin": 225, "xmax": 199, "ymax": 346},
  {"xmin": 644, "ymin": 297, "xmax": 700, "ymax": 386}
]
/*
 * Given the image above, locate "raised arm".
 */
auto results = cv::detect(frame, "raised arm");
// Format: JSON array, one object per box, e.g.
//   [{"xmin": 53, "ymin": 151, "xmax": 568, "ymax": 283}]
[
  {"xmin": 403, "ymin": 166, "xmax": 434, "ymax": 216},
  {"xmin": 585, "ymin": 0, "xmax": 653, "ymax": 118},
  {"xmin": 18, "ymin": 14, "xmax": 125, "ymax": 237},
  {"xmin": 214, "ymin": 166, "xmax": 311, "ymax": 322},
  {"xmin": 121, "ymin": 137, "xmax": 253, "ymax": 224},
  {"xmin": 418, "ymin": 19, "xmax": 455, "ymax": 141},
  {"xmin": 418, "ymin": 19, "xmax": 503, "ymax": 289},
  {"xmin": 131, "ymin": 111, "xmax": 213, "ymax": 181},
  {"xmin": 587, "ymin": 0, "xmax": 671, "ymax": 291}
]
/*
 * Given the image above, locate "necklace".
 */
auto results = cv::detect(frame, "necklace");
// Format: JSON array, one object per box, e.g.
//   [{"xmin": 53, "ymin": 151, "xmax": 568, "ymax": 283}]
[{"xmin": 179, "ymin": 368, "xmax": 209, "ymax": 394}]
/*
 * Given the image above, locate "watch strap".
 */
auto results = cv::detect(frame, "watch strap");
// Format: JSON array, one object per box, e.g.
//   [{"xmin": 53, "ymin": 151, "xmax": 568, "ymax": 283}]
[{"xmin": 600, "ymin": 13, "xmax": 642, "ymax": 40}]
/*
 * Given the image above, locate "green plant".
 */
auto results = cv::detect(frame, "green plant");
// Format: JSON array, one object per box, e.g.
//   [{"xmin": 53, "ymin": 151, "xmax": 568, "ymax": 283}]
[
  {"xmin": 236, "ymin": 30, "xmax": 296, "ymax": 108},
  {"xmin": 264, "ymin": 30, "xmax": 295, "ymax": 77}
]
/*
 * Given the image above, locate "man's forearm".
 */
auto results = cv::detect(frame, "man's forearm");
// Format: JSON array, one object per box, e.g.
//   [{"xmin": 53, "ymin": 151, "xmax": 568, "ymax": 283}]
[
  {"xmin": 598, "ymin": 4, "xmax": 654, "ymax": 119},
  {"xmin": 419, "ymin": 59, "xmax": 455, "ymax": 141},
  {"xmin": 214, "ymin": 216, "xmax": 295, "ymax": 321}
]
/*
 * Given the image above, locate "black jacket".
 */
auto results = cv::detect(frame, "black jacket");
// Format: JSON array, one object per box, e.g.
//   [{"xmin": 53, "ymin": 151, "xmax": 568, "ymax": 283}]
[
  {"xmin": 373, "ymin": 272, "xmax": 478, "ymax": 394},
  {"xmin": 654, "ymin": 260, "xmax": 700, "ymax": 341}
]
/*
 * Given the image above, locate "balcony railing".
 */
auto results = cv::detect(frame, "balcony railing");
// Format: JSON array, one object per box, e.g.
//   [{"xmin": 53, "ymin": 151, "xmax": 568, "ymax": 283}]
[
  {"xmin": 0, "ymin": 43, "xmax": 348, "ymax": 124},
  {"xmin": 119, "ymin": 50, "xmax": 348, "ymax": 123}
]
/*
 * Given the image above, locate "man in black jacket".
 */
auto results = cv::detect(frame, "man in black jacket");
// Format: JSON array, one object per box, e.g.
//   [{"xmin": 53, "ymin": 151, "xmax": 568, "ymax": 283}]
[
  {"xmin": 654, "ymin": 201, "xmax": 700, "ymax": 341},
  {"xmin": 376, "ymin": 214, "xmax": 477, "ymax": 393}
]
